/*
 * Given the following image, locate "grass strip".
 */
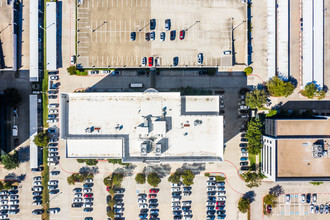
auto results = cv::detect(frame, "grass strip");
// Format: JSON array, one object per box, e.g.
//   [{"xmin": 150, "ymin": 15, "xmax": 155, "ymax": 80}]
[{"xmin": 41, "ymin": 147, "xmax": 49, "ymax": 220}]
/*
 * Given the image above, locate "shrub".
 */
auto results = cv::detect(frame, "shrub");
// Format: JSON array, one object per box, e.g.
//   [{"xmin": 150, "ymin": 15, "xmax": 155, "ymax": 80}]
[
  {"xmin": 266, "ymin": 76, "xmax": 295, "ymax": 97},
  {"xmin": 301, "ymin": 83, "xmax": 326, "ymax": 100},
  {"xmin": 33, "ymin": 131, "xmax": 50, "ymax": 148},
  {"xmin": 266, "ymin": 110, "xmax": 277, "ymax": 118},
  {"xmin": 135, "ymin": 173, "xmax": 146, "ymax": 184},
  {"xmin": 246, "ymin": 89, "xmax": 268, "ymax": 109},
  {"xmin": 181, "ymin": 170, "xmax": 195, "ymax": 186},
  {"xmin": 67, "ymin": 66, "xmax": 77, "ymax": 75},
  {"xmin": 244, "ymin": 67, "xmax": 253, "ymax": 76},
  {"xmin": 204, "ymin": 173, "xmax": 210, "ymax": 177},
  {"xmin": 147, "ymin": 173, "xmax": 161, "ymax": 187},
  {"xmin": 310, "ymin": 182, "xmax": 323, "ymax": 186},
  {"xmin": 168, "ymin": 172, "xmax": 181, "ymax": 184},
  {"xmin": 107, "ymin": 209, "xmax": 114, "ymax": 218},
  {"xmin": 85, "ymin": 159, "xmax": 98, "ymax": 166},
  {"xmin": 111, "ymin": 173, "xmax": 124, "ymax": 188},
  {"xmin": 242, "ymin": 171, "xmax": 262, "ymax": 188},
  {"xmin": 215, "ymin": 176, "xmax": 226, "ymax": 182},
  {"xmin": 77, "ymin": 159, "xmax": 85, "ymax": 163},
  {"xmin": 264, "ymin": 194, "xmax": 278, "ymax": 207},
  {"xmin": 108, "ymin": 159, "xmax": 130, "ymax": 167},
  {"xmin": 1, "ymin": 151, "xmax": 19, "ymax": 170},
  {"xmin": 76, "ymin": 70, "xmax": 88, "ymax": 76},
  {"xmin": 107, "ymin": 199, "xmax": 116, "ymax": 207},
  {"xmin": 103, "ymin": 177, "xmax": 112, "ymax": 186},
  {"xmin": 238, "ymin": 197, "xmax": 250, "ymax": 213}
]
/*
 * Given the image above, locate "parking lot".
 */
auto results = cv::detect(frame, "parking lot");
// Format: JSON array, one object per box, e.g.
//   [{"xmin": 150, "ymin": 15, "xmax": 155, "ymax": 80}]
[
  {"xmin": 76, "ymin": 0, "xmax": 246, "ymax": 68},
  {"xmin": 267, "ymin": 193, "xmax": 330, "ymax": 219}
]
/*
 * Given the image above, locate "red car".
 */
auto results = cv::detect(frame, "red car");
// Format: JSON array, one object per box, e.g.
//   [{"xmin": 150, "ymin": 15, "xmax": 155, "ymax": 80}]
[
  {"xmin": 149, "ymin": 189, "xmax": 159, "ymax": 193},
  {"xmin": 216, "ymin": 201, "xmax": 225, "ymax": 206},
  {"xmin": 149, "ymin": 194, "xmax": 157, "ymax": 199},
  {"xmin": 84, "ymin": 193, "xmax": 93, "ymax": 198},
  {"xmin": 106, "ymin": 186, "xmax": 110, "ymax": 191},
  {"xmin": 266, "ymin": 205, "xmax": 272, "ymax": 214},
  {"xmin": 179, "ymin": 30, "xmax": 185, "ymax": 40},
  {"xmin": 148, "ymin": 57, "xmax": 153, "ymax": 67}
]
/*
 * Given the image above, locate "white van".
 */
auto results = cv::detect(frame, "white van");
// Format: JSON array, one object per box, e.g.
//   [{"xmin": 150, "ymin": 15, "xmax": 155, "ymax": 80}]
[
  {"xmin": 12, "ymin": 125, "xmax": 18, "ymax": 137},
  {"xmin": 129, "ymin": 83, "xmax": 144, "ymax": 88}
]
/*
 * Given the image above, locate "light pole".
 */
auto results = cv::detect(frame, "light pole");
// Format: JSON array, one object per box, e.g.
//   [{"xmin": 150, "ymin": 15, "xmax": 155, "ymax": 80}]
[{"xmin": 39, "ymin": 25, "xmax": 46, "ymax": 31}]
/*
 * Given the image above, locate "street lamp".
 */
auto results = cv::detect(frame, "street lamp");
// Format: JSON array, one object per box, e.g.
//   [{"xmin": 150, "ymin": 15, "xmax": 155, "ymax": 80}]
[{"xmin": 39, "ymin": 25, "xmax": 46, "ymax": 31}]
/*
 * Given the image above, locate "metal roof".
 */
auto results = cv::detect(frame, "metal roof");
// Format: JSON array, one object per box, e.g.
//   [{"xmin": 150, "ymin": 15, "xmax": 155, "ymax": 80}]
[
  {"xmin": 29, "ymin": 0, "xmax": 39, "ymax": 82},
  {"xmin": 267, "ymin": 0, "xmax": 276, "ymax": 79},
  {"xmin": 46, "ymin": 2, "xmax": 57, "ymax": 71},
  {"xmin": 29, "ymin": 95, "xmax": 38, "ymax": 169}
]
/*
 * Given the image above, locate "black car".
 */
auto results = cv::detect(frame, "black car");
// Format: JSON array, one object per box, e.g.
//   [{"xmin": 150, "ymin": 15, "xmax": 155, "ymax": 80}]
[
  {"xmin": 183, "ymin": 187, "xmax": 191, "ymax": 191},
  {"xmin": 150, "ymin": 214, "xmax": 159, "ymax": 218},
  {"xmin": 170, "ymin": 30, "xmax": 176, "ymax": 40},
  {"xmin": 140, "ymin": 209, "xmax": 148, "ymax": 214},
  {"xmin": 33, "ymin": 192, "xmax": 42, "ymax": 196},
  {"xmin": 207, "ymin": 191, "xmax": 216, "ymax": 196},
  {"xmin": 150, "ymin": 19, "xmax": 156, "ymax": 30},
  {"xmin": 149, "ymin": 199, "xmax": 158, "ymax": 204},
  {"xmin": 240, "ymin": 166, "xmax": 250, "ymax": 171},
  {"xmin": 207, "ymin": 210, "xmax": 216, "ymax": 215},
  {"xmin": 174, "ymin": 216, "xmax": 182, "ymax": 220},
  {"xmin": 83, "ymin": 183, "xmax": 93, "ymax": 188},
  {"xmin": 240, "ymin": 162, "xmax": 248, "ymax": 166},
  {"xmin": 130, "ymin": 32, "xmax": 136, "ymax": 41},
  {"xmin": 9, "ymin": 190, "xmax": 18, "ymax": 195},
  {"xmin": 182, "ymin": 206, "xmax": 190, "ymax": 211},
  {"xmin": 72, "ymin": 203, "xmax": 83, "ymax": 208},
  {"xmin": 33, "ymin": 196, "xmax": 42, "ymax": 201},
  {"xmin": 115, "ymin": 188, "xmax": 125, "ymax": 194},
  {"xmin": 239, "ymin": 143, "xmax": 247, "ymax": 148},
  {"xmin": 149, "ymin": 204, "xmax": 158, "ymax": 209},
  {"xmin": 50, "ymin": 189, "xmax": 59, "ymax": 195},
  {"xmin": 173, "ymin": 57, "xmax": 179, "ymax": 66},
  {"xmin": 32, "ymin": 209, "xmax": 44, "ymax": 215},
  {"xmin": 145, "ymin": 32, "xmax": 150, "ymax": 41},
  {"xmin": 217, "ymin": 210, "xmax": 226, "ymax": 215},
  {"xmin": 48, "ymin": 90, "xmax": 58, "ymax": 94},
  {"xmin": 306, "ymin": 193, "xmax": 311, "ymax": 203},
  {"xmin": 48, "ymin": 95, "xmax": 57, "ymax": 99}
]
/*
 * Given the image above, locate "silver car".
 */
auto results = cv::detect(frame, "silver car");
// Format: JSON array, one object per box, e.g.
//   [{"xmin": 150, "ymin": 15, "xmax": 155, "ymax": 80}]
[
  {"xmin": 141, "ymin": 57, "xmax": 147, "ymax": 66},
  {"xmin": 150, "ymin": 31, "xmax": 155, "ymax": 41},
  {"xmin": 197, "ymin": 53, "xmax": 203, "ymax": 65}
]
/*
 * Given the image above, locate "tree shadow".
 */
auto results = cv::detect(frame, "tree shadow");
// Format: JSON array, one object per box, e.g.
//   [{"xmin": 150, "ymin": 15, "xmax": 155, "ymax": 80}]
[
  {"xmin": 4, "ymin": 173, "xmax": 18, "ymax": 181},
  {"xmin": 269, "ymin": 185, "xmax": 284, "ymax": 196},
  {"xmin": 113, "ymin": 166, "xmax": 135, "ymax": 177},
  {"xmin": 79, "ymin": 166, "xmax": 99, "ymax": 174},
  {"xmin": 175, "ymin": 163, "xmax": 206, "ymax": 175},
  {"xmin": 288, "ymin": 76, "xmax": 298, "ymax": 88},
  {"xmin": 144, "ymin": 164, "xmax": 171, "ymax": 178},
  {"xmin": 17, "ymin": 146, "xmax": 29, "ymax": 163},
  {"xmin": 243, "ymin": 191, "xmax": 256, "ymax": 203}
]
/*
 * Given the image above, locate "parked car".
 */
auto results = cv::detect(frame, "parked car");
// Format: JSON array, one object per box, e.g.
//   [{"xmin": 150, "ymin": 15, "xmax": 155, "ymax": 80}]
[
  {"xmin": 285, "ymin": 194, "xmax": 290, "ymax": 204},
  {"xmin": 50, "ymin": 171, "xmax": 60, "ymax": 176},
  {"xmin": 179, "ymin": 30, "xmax": 185, "ymax": 40},
  {"xmin": 130, "ymin": 32, "xmax": 136, "ymax": 41},
  {"xmin": 49, "ymin": 148, "xmax": 58, "ymax": 152},
  {"xmin": 142, "ymin": 57, "xmax": 147, "ymax": 66},
  {"xmin": 33, "ymin": 201, "xmax": 42, "ymax": 205},
  {"xmin": 49, "ymin": 189, "xmax": 59, "ymax": 195},
  {"xmin": 301, "ymin": 194, "xmax": 305, "ymax": 203},
  {"xmin": 84, "ymin": 193, "xmax": 93, "ymax": 198},
  {"xmin": 173, "ymin": 56, "xmax": 179, "ymax": 66},
  {"xmin": 33, "ymin": 181, "xmax": 42, "ymax": 186},
  {"xmin": 150, "ymin": 19, "xmax": 156, "ymax": 30},
  {"xmin": 170, "ymin": 30, "xmax": 176, "ymax": 40},
  {"xmin": 197, "ymin": 53, "xmax": 203, "ymax": 65},
  {"xmin": 165, "ymin": 19, "xmax": 171, "ymax": 30},
  {"xmin": 312, "ymin": 194, "xmax": 317, "ymax": 204},
  {"xmin": 32, "ymin": 209, "xmax": 44, "ymax": 215},
  {"xmin": 240, "ymin": 162, "xmax": 248, "ymax": 166},
  {"xmin": 83, "ymin": 208, "xmax": 93, "ymax": 212},
  {"xmin": 306, "ymin": 193, "xmax": 311, "ymax": 203},
  {"xmin": 145, "ymin": 32, "xmax": 150, "ymax": 41},
  {"xmin": 160, "ymin": 32, "xmax": 165, "ymax": 41},
  {"xmin": 149, "ymin": 189, "xmax": 159, "ymax": 194},
  {"xmin": 150, "ymin": 31, "xmax": 155, "ymax": 41},
  {"xmin": 240, "ymin": 157, "xmax": 248, "ymax": 161},
  {"xmin": 72, "ymin": 203, "xmax": 83, "ymax": 208},
  {"xmin": 48, "ymin": 208, "xmax": 60, "ymax": 214},
  {"xmin": 50, "ymin": 76, "xmax": 58, "ymax": 80},
  {"xmin": 148, "ymin": 57, "xmax": 153, "ymax": 67}
]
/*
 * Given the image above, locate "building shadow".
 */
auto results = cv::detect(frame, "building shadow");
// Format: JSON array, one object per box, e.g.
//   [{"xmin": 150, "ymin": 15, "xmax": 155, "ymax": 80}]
[{"xmin": 175, "ymin": 163, "xmax": 206, "ymax": 175}]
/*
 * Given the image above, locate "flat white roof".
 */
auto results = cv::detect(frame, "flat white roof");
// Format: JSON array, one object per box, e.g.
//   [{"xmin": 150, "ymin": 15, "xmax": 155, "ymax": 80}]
[
  {"xmin": 29, "ymin": 95, "xmax": 38, "ymax": 169},
  {"xmin": 67, "ymin": 139, "xmax": 123, "ymax": 158},
  {"xmin": 60, "ymin": 92, "xmax": 223, "ymax": 161},
  {"xmin": 277, "ymin": 0, "xmax": 289, "ymax": 79},
  {"xmin": 46, "ymin": 2, "xmax": 57, "ymax": 71},
  {"xmin": 185, "ymin": 96, "xmax": 219, "ymax": 112},
  {"xmin": 303, "ymin": 0, "xmax": 324, "ymax": 87},
  {"xmin": 29, "ymin": 0, "xmax": 39, "ymax": 82},
  {"xmin": 267, "ymin": 0, "xmax": 276, "ymax": 78}
]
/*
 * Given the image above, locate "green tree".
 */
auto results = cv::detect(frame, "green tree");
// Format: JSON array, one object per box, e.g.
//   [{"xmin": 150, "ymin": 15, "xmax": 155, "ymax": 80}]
[
  {"xmin": 266, "ymin": 110, "xmax": 277, "ymax": 118},
  {"xmin": 4, "ymin": 88, "xmax": 22, "ymax": 107},
  {"xmin": 33, "ymin": 131, "xmax": 50, "ymax": 148},
  {"xmin": 215, "ymin": 176, "xmax": 226, "ymax": 182},
  {"xmin": 181, "ymin": 170, "xmax": 195, "ymax": 186},
  {"xmin": 301, "ymin": 83, "xmax": 326, "ymax": 100},
  {"xmin": 147, "ymin": 173, "xmax": 161, "ymax": 187},
  {"xmin": 3, "ymin": 181, "xmax": 14, "ymax": 190},
  {"xmin": 238, "ymin": 197, "xmax": 250, "ymax": 213},
  {"xmin": 243, "ymin": 171, "xmax": 262, "ymax": 188},
  {"xmin": 246, "ymin": 118, "xmax": 263, "ymax": 155},
  {"xmin": 108, "ymin": 159, "xmax": 130, "ymax": 167},
  {"xmin": 111, "ymin": 173, "xmax": 124, "ymax": 187},
  {"xmin": 266, "ymin": 76, "xmax": 295, "ymax": 97},
  {"xmin": 168, "ymin": 172, "xmax": 181, "ymax": 184},
  {"xmin": 108, "ymin": 199, "xmax": 116, "ymax": 207},
  {"xmin": 108, "ymin": 187, "xmax": 115, "ymax": 196},
  {"xmin": 107, "ymin": 208, "xmax": 114, "ymax": 218},
  {"xmin": 264, "ymin": 194, "xmax": 278, "ymax": 207},
  {"xmin": 0, "ymin": 181, "xmax": 3, "ymax": 191},
  {"xmin": 246, "ymin": 89, "xmax": 268, "ymax": 109},
  {"xmin": 67, "ymin": 174, "xmax": 76, "ymax": 185},
  {"xmin": 1, "ymin": 151, "xmax": 19, "ymax": 170},
  {"xmin": 85, "ymin": 159, "xmax": 98, "ymax": 166},
  {"xmin": 103, "ymin": 176, "xmax": 112, "ymax": 186},
  {"xmin": 244, "ymin": 67, "xmax": 253, "ymax": 76},
  {"xmin": 135, "ymin": 173, "xmax": 146, "ymax": 184},
  {"xmin": 67, "ymin": 66, "xmax": 77, "ymax": 75}
]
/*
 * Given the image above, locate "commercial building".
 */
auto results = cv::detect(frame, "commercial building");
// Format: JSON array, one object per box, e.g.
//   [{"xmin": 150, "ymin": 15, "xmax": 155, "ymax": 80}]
[
  {"xmin": 29, "ymin": 95, "xmax": 39, "ymax": 170},
  {"xmin": 59, "ymin": 90, "xmax": 224, "ymax": 163},
  {"xmin": 29, "ymin": 0, "xmax": 40, "ymax": 82},
  {"xmin": 302, "ymin": 0, "xmax": 324, "ymax": 87},
  {"xmin": 262, "ymin": 118, "xmax": 330, "ymax": 182}
]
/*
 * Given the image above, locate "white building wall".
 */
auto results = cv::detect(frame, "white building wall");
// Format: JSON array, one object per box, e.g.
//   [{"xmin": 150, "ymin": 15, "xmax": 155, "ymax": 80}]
[{"xmin": 262, "ymin": 136, "xmax": 276, "ymax": 181}]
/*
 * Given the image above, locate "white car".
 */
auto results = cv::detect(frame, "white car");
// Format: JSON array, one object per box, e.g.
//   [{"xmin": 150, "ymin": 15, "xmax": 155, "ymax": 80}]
[
  {"xmin": 241, "ymin": 152, "xmax": 248, "ymax": 156},
  {"xmin": 74, "ymin": 193, "xmax": 82, "ymax": 198},
  {"xmin": 216, "ymin": 191, "xmax": 226, "ymax": 196},
  {"xmin": 48, "ymin": 109, "xmax": 58, "ymax": 114},
  {"xmin": 310, "ymin": 204, "xmax": 314, "ymax": 214},
  {"xmin": 171, "ymin": 183, "xmax": 181, "ymax": 187},
  {"xmin": 9, "ymin": 205, "xmax": 17, "ymax": 210},
  {"xmin": 50, "ymin": 76, "xmax": 59, "ymax": 80},
  {"xmin": 47, "ymin": 157, "xmax": 57, "ymax": 162},
  {"xmin": 172, "ymin": 202, "xmax": 180, "ymax": 207},
  {"xmin": 217, "ymin": 196, "xmax": 226, "ymax": 201},
  {"xmin": 0, "ymin": 206, "xmax": 8, "ymax": 210},
  {"xmin": 83, "ymin": 188, "xmax": 92, "ymax": 193},
  {"xmin": 73, "ymin": 198, "xmax": 82, "ymax": 203},
  {"xmin": 0, "ymin": 196, "xmax": 8, "ymax": 200},
  {"xmin": 33, "ymin": 181, "xmax": 42, "ymax": 186},
  {"xmin": 207, "ymin": 181, "xmax": 215, "ymax": 186},
  {"xmin": 114, "ymin": 204, "xmax": 122, "ymax": 209},
  {"xmin": 85, "ymin": 179, "xmax": 93, "ymax": 183},
  {"xmin": 48, "ymin": 208, "xmax": 59, "ymax": 214},
  {"xmin": 138, "ymin": 199, "xmax": 146, "ymax": 204},
  {"xmin": 172, "ymin": 198, "xmax": 180, "ymax": 202},
  {"xmin": 206, "ymin": 202, "xmax": 215, "ymax": 206},
  {"xmin": 141, "ymin": 57, "xmax": 147, "ymax": 66},
  {"xmin": 33, "ymin": 176, "xmax": 41, "ymax": 181},
  {"xmin": 138, "ymin": 204, "xmax": 147, "ymax": 209},
  {"xmin": 183, "ymin": 211, "xmax": 192, "ymax": 215},
  {"xmin": 182, "ymin": 201, "xmax": 191, "ymax": 206},
  {"xmin": 172, "ymin": 206, "xmax": 180, "ymax": 211},
  {"xmin": 47, "ymin": 119, "xmax": 58, "ymax": 123},
  {"xmin": 301, "ymin": 194, "xmax": 306, "ymax": 203},
  {"xmin": 9, "ymin": 195, "xmax": 18, "ymax": 200},
  {"xmin": 48, "ymin": 180, "xmax": 58, "ymax": 185},
  {"xmin": 84, "ymin": 198, "xmax": 93, "ymax": 203},
  {"xmin": 83, "ymin": 203, "xmax": 93, "ymax": 208},
  {"xmin": 71, "ymin": 56, "xmax": 76, "ymax": 65},
  {"xmin": 171, "ymin": 187, "xmax": 180, "ymax": 192},
  {"xmin": 32, "ymin": 187, "xmax": 43, "ymax": 192},
  {"xmin": 285, "ymin": 194, "xmax": 290, "ymax": 204},
  {"xmin": 8, "ymin": 200, "xmax": 18, "ymax": 205},
  {"xmin": 0, "ymin": 214, "xmax": 8, "ymax": 219},
  {"xmin": 312, "ymin": 194, "xmax": 317, "ymax": 204},
  {"xmin": 0, "ymin": 201, "xmax": 8, "ymax": 205},
  {"xmin": 0, "ymin": 191, "xmax": 7, "ymax": 195}
]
